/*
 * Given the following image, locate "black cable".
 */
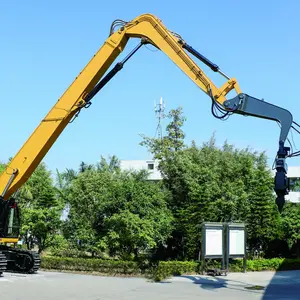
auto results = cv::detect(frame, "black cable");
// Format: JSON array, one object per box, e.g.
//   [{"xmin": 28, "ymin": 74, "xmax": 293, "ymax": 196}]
[
  {"xmin": 292, "ymin": 125, "xmax": 300, "ymax": 135},
  {"xmin": 208, "ymin": 86, "xmax": 230, "ymax": 120},
  {"xmin": 288, "ymin": 121, "xmax": 300, "ymax": 156},
  {"xmin": 276, "ymin": 121, "xmax": 294, "ymax": 155},
  {"xmin": 211, "ymin": 101, "xmax": 229, "ymax": 120},
  {"xmin": 168, "ymin": 30, "xmax": 183, "ymax": 40},
  {"xmin": 293, "ymin": 120, "xmax": 300, "ymax": 128},
  {"xmin": 211, "ymin": 101, "xmax": 228, "ymax": 119},
  {"xmin": 109, "ymin": 19, "xmax": 128, "ymax": 35},
  {"xmin": 287, "ymin": 138, "xmax": 293, "ymax": 154},
  {"xmin": 289, "ymin": 151, "xmax": 300, "ymax": 157},
  {"xmin": 287, "ymin": 125, "xmax": 300, "ymax": 157},
  {"xmin": 208, "ymin": 86, "xmax": 240, "ymax": 121}
]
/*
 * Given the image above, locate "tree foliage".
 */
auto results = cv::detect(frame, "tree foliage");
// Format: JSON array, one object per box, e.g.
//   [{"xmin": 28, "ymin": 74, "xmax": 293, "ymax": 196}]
[
  {"xmin": 59, "ymin": 159, "xmax": 173, "ymax": 259},
  {"xmin": 140, "ymin": 106, "xmax": 295, "ymax": 260},
  {"xmin": 0, "ymin": 106, "xmax": 299, "ymax": 261},
  {"xmin": 0, "ymin": 162, "xmax": 63, "ymax": 253},
  {"xmin": 281, "ymin": 202, "xmax": 300, "ymax": 255}
]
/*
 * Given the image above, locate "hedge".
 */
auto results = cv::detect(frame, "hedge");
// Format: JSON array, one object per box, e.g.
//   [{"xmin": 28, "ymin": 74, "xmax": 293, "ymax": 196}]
[
  {"xmin": 152, "ymin": 258, "xmax": 300, "ymax": 281},
  {"xmin": 152, "ymin": 261, "xmax": 199, "ymax": 281},
  {"xmin": 40, "ymin": 256, "xmax": 300, "ymax": 281},
  {"xmin": 41, "ymin": 256, "xmax": 142, "ymax": 276}
]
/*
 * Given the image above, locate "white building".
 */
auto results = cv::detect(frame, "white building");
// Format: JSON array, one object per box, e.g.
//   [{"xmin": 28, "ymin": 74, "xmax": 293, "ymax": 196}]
[
  {"xmin": 280, "ymin": 166, "xmax": 300, "ymax": 203},
  {"xmin": 120, "ymin": 160, "xmax": 300, "ymax": 203},
  {"xmin": 120, "ymin": 159, "xmax": 162, "ymax": 181}
]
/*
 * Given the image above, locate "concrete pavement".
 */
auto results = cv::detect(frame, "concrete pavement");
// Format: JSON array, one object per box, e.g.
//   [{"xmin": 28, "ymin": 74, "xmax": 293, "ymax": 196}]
[{"xmin": 1, "ymin": 269, "xmax": 299, "ymax": 299}]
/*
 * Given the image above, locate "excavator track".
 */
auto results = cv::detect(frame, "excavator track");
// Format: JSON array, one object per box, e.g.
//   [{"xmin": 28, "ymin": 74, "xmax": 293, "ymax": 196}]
[
  {"xmin": 0, "ymin": 246, "xmax": 41, "ymax": 274},
  {"xmin": 0, "ymin": 251, "xmax": 7, "ymax": 276}
]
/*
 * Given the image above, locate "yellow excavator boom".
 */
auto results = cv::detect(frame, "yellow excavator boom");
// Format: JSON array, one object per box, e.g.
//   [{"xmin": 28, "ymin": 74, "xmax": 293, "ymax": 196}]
[
  {"xmin": 0, "ymin": 13, "xmax": 244, "ymax": 199},
  {"xmin": 0, "ymin": 12, "xmax": 296, "ymax": 276}
]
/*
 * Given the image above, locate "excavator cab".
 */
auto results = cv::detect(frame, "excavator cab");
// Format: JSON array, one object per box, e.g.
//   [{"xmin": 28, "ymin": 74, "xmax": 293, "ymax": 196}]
[
  {"xmin": 0, "ymin": 197, "xmax": 20, "ymax": 240},
  {"xmin": 0, "ymin": 197, "xmax": 39, "ymax": 274}
]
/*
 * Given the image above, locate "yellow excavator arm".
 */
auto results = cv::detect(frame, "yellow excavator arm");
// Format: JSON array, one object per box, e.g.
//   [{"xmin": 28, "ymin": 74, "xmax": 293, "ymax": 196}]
[
  {"xmin": 0, "ymin": 13, "xmax": 294, "ymax": 208},
  {"xmin": 0, "ymin": 14, "xmax": 242, "ymax": 199},
  {"xmin": 0, "ymin": 12, "xmax": 297, "ymax": 276}
]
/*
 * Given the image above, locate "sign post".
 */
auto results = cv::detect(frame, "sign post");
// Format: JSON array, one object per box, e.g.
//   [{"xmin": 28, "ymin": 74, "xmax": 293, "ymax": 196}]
[
  {"xmin": 200, "ymin": 222, "xmax": 247, "ymax": 275},
  {"xmin": 201, "ymin": 222, "xmax": 226, "ymax": 275},
  {"xmin": 226, "ymin": 223, "xmax": 247, "ymax": 273}
]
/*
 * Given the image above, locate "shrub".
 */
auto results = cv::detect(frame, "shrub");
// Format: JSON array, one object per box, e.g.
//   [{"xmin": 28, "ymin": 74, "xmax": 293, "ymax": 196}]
[
  {"xmin": 41, "ymin": 256, "xmax": 141, "ymax": 275},
  {"xmin": 152, "ymin": 258, "xmax": 300, "ymax": 281},
  {"xmin": 152, "ymin": 261, "xmax": 198, "ymax": 281},
  {"xmin": 40, "ymin": 256, "xmax": 300, "ymax": 281}
]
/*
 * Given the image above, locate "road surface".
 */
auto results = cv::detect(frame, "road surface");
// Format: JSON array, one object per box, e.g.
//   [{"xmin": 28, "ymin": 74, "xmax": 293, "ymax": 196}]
[{"xmin": 1, "ymin": 270, "xmax": 299, "ymax": 299}]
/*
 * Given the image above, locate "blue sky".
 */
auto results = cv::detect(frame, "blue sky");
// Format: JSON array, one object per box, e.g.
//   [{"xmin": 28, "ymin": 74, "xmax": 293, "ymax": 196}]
[{"xmin": 1, "ymin": 1, "xmax": 300, "ymax": 176}]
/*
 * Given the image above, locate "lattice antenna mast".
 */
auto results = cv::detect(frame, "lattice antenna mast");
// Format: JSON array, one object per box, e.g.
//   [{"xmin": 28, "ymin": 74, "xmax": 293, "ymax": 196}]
[{"xmin": 154, "ymin": 96, "xmax": 166, "ymax": 140}]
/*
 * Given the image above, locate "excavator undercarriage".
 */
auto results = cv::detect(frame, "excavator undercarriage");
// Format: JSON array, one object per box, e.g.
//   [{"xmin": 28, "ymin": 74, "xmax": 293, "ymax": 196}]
[
  {"xmin": 0, "ymin": 252, "xmax": 7, "ymax": 276},
  {"xmin": 0, "ymin": 197, "xmax": 41, "ymax": 276},
  {"xmin": 0, "ymin": 246, "xmax": 41, "ymax": 276}
]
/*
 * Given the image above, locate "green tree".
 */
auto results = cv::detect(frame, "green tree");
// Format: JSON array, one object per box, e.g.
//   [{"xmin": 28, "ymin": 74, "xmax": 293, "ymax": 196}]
[
  {"xmin": 141, "ymin": 106, "xmax": 281, "ymax": 260},
  {"xmin": 245, "ymin": 152, "xmax": 281, "ymax": 254},
  {"xmin": 140, "ymin": 107, "xmax": 186, "ymax": 161},
  {"xmin": 17, "ymin": 162, "xmax": 63, "ymax": 253},
  {"xmin": 63, "ymin": 159, "xmax": 173, "ymax": 259},
  {"xmin": 101, "ymin": 176, "xmax": 173, "ymax": 259},
  {"xmin": 0, "ymin": 163, "xmax": 5, "ymax": 173},
  {"xmin": 97, "ymin": 155, "xmax": 120, "ymax": 172},
  {"xmin": 281, "ymin": 202, "xmax": 300, "ymax": 257},
  {"xmin": 79, "ymin": 161, "xmax": 93, "ymax": 173}
]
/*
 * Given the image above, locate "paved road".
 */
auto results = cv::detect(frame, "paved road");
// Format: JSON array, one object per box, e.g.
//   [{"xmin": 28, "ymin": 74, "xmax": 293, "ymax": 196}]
[{"xmin": 1, "ymin": 270, "xmax": 299, "ymax": 299}]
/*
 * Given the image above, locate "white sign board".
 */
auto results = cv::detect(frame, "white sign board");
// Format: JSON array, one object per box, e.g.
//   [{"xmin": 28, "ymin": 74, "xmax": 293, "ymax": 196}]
[
  {"xmin": 229, "ymin": 228, "xmax": 245, "ymax": 255},
  {"xmin": 205, "ymin": 228, "xmax": 223, "ymax": 256}
]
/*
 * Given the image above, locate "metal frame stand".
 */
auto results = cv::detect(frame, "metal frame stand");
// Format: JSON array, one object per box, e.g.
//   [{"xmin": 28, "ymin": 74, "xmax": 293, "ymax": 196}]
[
  {"xmin": 201, "ymin": 222, "xmax": 228, "ymax": 276},
  {"xmin": 200, "ymin": 222, "xmax": 247, "ymax": 276}
]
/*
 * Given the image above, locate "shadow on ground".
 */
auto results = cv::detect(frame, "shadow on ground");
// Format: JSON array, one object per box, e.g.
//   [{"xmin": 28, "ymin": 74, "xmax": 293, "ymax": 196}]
[
  {"xmin": 181, "ymin": 275, "xmax": 263, "ymax": 294},
  {"xmin": 156, "ymin": 268, "xmax": 300, "ymax": 299},
  {"xmin": 262, "ymin": 270, "xmax": 300, "ymax": 300},
  {"xmin": 158, "ymin": 274, "xmax": 263, "ymax": 295},
  {"xmin": 182, "ymin": 271, "xmax": 300, "ymax": 299}
]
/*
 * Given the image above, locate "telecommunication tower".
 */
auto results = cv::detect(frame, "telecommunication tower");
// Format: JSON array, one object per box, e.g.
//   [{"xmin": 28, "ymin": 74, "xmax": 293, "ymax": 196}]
[{"xmin": 154, "ymin": 96, "xmax": 166, "ymax": 140}]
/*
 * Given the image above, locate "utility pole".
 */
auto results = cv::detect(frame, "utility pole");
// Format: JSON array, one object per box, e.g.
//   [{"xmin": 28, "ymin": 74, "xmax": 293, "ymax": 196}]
[{"xmin": 154, "ymin": 96, "xmax": 166, "ymax": 140}]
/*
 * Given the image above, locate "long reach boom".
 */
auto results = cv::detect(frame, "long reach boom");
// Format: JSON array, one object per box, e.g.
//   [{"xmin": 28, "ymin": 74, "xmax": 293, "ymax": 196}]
[{"xmin": 0, "ymin": 13, "xmax": 295, "ymax": 275}]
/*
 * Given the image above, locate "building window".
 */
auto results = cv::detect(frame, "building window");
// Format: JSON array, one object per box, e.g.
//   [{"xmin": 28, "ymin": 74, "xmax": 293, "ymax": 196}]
[{"xmin": 148, "ymin": 163, "xmax": 154, "ymax": 170}]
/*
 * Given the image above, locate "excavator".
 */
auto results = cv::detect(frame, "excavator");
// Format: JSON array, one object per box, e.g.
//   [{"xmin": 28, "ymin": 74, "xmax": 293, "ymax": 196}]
[{"xmin": 0, "ymin": 13, "xmax": 297, "ymax": 276}]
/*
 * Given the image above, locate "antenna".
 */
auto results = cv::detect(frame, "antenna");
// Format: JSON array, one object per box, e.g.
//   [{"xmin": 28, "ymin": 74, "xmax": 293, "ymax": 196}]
[{"xmin": 154, "ymin": 96, "xmax": 166, "ymax": 140}]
